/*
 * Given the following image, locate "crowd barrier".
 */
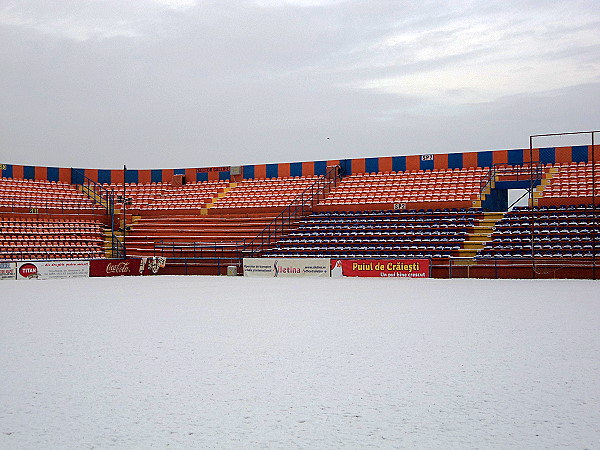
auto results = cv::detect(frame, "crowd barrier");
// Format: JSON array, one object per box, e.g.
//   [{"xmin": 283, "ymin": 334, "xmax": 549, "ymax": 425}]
[
  {"xmin": 0, "ymin": 257, "xmax": 168, "ymax": 280},
  {"xmin": 2, "ymin": 257, "xmax": 597, "ymax": 280}
]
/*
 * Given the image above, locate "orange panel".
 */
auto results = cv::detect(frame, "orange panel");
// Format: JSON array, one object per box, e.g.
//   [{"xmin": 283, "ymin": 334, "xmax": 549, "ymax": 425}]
[
  {"xmin": 302, "ymin": 162, "xmax": 313, "ymax": 177},
  {"xmin": 523, "ymin": 148, "xmax": 539, "ymax": 164},
  {"xmin": 254, "ymin": 164, "xmax": 266, "ymax": 179},
  {"xmin": 112, "ymin": 170, "xmax": 124, "ymax": 184},
  {"xmin": 162, "ymin": 169, "xmax": 174, "ymax": 184},
  {"xmin": 589, "ymin": 145, "xmax": 600, "ymax": 162},
  {"xmin": 493, "ymin": 150, "xmax": 508, "ymax": 165},
  {"xmin": 434, "ymin": 153, "xmax": 448, "ymax": 170},
  {"xmin": 208, "ymin": 172, "xmax": 220, "ymax": 182},
  {"xmin": 462, "ymin": 152, "xmax": 478, "ymax": 169},
  {"xmin": 352, "ymin": 158, "xmax": 366, "ymax": 174},
  {"xmin": 279, "ymin": 163, "xmax": 290, "ymax": 178},
  {"xmin": 34, "ymin": 166, "xmax": 47, "ymax": 181},
  {"xmin": 86, "ymin": 169, "xmax": 98, "ymax": 183},
  {"xmin": 138, "ymin": 170, "xmax": 151, "ymax": 184},
  {"xmin": 59, "ymin": 168, "xmax": 71, "ymax": 184},
  {"xmin": 185, "ymin": 168, "xmax": 196, "ymax": 183},
  {"xmin": 12, "ymin": 165, "xmax": 24, "ymax": 179},
  {"xmin": 378, "ymin": 157, "xmax": 393, "ymax": 173},
  {"xmin": 327, "ymin": 159, "xmax": 340, "ymax": 168},
  {"xmin": 405, "ymin": 155, "xmax": 420, "ymax": 171},
  {"xmin": 555, "ymin": 146, "xmax": 572, "ymax": 163}
]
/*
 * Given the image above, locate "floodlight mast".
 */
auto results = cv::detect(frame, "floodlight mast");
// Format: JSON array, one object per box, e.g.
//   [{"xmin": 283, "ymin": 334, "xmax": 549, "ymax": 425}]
[{"xmin": 529, "ymin": 130, "xmax": 599, "ymax": 280}]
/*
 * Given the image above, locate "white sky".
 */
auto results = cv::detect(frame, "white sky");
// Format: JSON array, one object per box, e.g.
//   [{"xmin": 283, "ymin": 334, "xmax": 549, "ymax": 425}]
[{"xmin": 0, "ymin": 0, "xmax": 599, "ymax": 169}]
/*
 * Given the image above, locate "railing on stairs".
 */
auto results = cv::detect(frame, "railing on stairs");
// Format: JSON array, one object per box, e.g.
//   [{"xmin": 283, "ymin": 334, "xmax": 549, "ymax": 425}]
[
  {"xmin": 242, "ymin": 165, "xmax": 341, "ymax": 257},
  {"xmin": 72, "ymin": 169, "xmax": 125, "ymax": 259},
  {"xmin": 479, "ymin": 162, "xmax": 543, "ymax": 204}
]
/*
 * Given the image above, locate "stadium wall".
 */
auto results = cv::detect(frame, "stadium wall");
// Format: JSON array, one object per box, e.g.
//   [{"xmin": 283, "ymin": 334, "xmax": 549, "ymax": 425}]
[{"xmin": 3, "ymin": 146, "xmax": 600, "ymax": 183}]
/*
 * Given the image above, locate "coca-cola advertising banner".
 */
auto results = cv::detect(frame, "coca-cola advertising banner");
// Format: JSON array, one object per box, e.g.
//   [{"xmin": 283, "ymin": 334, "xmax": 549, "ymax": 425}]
[
  {"xmin": 331, "ymin": 259, "xmax": 430, "ymax": 278},
  {"xmin": 16, "ymin": 260, "xmax": 90, "ymax": 280},
  {"xmin": 90, "ymin": 257, "xmax": 167, "ymax": 277}
]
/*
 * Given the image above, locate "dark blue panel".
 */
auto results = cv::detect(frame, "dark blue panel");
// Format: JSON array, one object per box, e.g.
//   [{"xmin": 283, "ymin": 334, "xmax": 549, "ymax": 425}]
[
  {"xmin": 2, "ymin": 164, "xmax": 13, "ymax": 178},
  {"xmin": 448, "ymin": 153, "xmax": 463, "ymax": 169},
  {"xmin": 420, "ymin": 158, "xmax": 434, "ymax": 171},
  {"xmin": 539, "ymin": 147, "xmax": 555, "ymax": 164},
  {"xmin": 478, "ymin": 151, "xmax": 493, "ymax": 168},
  {"xmin": 125, "ymin": 170, "xmax": 138, "ymax": 184},
  {"xmin": 314, "ymin": 161, "xmax": 327, "ymax": 176},
  {"xmin": 47, "ymin": 167, "xmax": 59, "ymax": 182},
  {"xmin": 496, "ymin": 180, "xmax": 541, "ymax": 190},
  {"xmin": 290, "ymin": 162, "xmax": 302, "ymax": 177},
  {"xmin": 71, "ymin": 168, "xmax": 84, "ymax": 185},
  {"xmin": 266, "ymin": 164, "xmax": 278, "ymax": 178},
  {"xmin": 196, "ymin": 172, "xmax": 208, "ymax": 182},
  {"xmin": 174, "ymin": 168, "xmax": 185, "ymax": 175},
  {"xmin": 508, "ymin": 149, "xmax": 523, "ymax": 166},
  {"xmin": 572, "ymin": 145, "xmax": 588, "ymax": 163},
  {"xmin": 98, "ymin": 169, "xmax": 111, "ymax": 184},
  {"xmin": 24, "ymin": 166, "xmax": 35, "ymax": 180},
  {"xmin": 151, "ymin": 169, "xmax": 162, "ymax": 183},
  {"xmin": 244, "ymin": 165, "xmax": 255, "ymax": 179},
  {"xmin": 339, "ymin": 160, "xmax": 351, "ymax": 176},
  {"xmin": 392, "ymin": 156, "xmax": 406, "ymax": 172},
  {"xmin": 365, "ymin": 158, "xmax": 379, "ymax": 174},
  {"xmin": 219, "ymin": 171, "xmax": 230, "ymax": 181}
]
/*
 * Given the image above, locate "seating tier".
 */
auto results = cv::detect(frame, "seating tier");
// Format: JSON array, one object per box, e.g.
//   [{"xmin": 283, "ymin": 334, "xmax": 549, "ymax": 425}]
[
  {"xmin": 0, "ymin": 178, "xmax": 101, "ymax": 212},
  {"xmin": 264, "ymin": 209, "xmax": 483, "ymax": 259},
  {"xmin": 478, "ymin": 205, "xmax": 600, "ymax": 258},
  {"xmin": 0, "ymin": 215, "xmax": 105, "ymax": 260}
]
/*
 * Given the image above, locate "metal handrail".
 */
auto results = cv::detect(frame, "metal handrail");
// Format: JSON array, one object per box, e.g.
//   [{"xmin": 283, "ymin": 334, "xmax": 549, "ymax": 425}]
[
  {"xmin": 147, "ymin": 165, "xmax": 341, "ymax": 261},
  {"xmin": 242, "ymin": 165, "xmax": 341, "ymax": 256},
  {"xmin": 153, "ymin": 240, "xmax": 246, "ymax": 260},
  {"xmin": 72, "ymin": 169, "xmax": 125, "ymax": 259},
  {"xmin": 479, "ymin": 162, "xmax": 543, "ymax": 203}
]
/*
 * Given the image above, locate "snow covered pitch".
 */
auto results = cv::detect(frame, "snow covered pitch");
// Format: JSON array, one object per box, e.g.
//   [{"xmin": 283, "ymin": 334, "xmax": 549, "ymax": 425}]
[{"xmin": 1, "ymin": 277, "xmax": 599, "ymax": 449}]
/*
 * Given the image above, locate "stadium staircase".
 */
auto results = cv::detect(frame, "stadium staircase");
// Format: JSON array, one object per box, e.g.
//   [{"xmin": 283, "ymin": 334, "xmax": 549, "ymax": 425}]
[
  {"xmin": 103, "ymin": 228, "xmax": 124, "ymax": 258},
  {"xmin": 531, "ymin": 166, "xmax": 558, "ymax": 206},
  {"xmin": 455, "ymin": 212, "xmax": 504, "ymax": 263},
  {"xmin": 203, "ymin": 183, "xmax": 236, "ymax": 213}
]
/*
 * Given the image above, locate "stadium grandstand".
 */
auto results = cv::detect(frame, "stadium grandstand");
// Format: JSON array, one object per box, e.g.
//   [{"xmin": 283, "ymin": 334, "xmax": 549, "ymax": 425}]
[{"xmin": 1, "ymin": 132, "xmax": 598, "ymax": 279}]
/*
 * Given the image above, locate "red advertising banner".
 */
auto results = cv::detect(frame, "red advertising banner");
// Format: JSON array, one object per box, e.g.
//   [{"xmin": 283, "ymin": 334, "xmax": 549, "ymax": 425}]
[
  {"xmin": 89, "ymin": 258, "xmax": 167, "ymax": 277},
  {"xmin": 331, "ymin": 259, "xmax": 429, "ymax": 278},
  {"xmin": 196, "ymin": 166, "xmax": 230, "ymax": 173}
]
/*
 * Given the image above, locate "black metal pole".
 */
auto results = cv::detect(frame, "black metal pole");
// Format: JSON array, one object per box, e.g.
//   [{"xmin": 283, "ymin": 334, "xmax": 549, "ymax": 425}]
[
  {"xmin": 530, "ymin": 130, "xmax": 600, "ymax": 279},
  {"xmin": 592, "ymin": 132, "xmax": 596, "ymax": 280},
  {"xmin": 529, "ymin": 136, "xmax": 535, "ymax": 276},
  {"xmin": 123, "ymin": 165, "xmax": 127, "ymax": 259}
]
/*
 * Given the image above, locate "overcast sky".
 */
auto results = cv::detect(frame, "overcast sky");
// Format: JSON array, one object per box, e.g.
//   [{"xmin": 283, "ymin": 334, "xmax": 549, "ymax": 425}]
[{"xmin": 1, "ymin": 0, "xmax": 599, "ymax": 169}]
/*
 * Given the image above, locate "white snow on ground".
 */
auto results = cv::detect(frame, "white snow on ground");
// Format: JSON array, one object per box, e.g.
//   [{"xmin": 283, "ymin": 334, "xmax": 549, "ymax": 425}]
[{"xmin": 1, "ymin": 277, "xmax": 599, "ymax": 449}]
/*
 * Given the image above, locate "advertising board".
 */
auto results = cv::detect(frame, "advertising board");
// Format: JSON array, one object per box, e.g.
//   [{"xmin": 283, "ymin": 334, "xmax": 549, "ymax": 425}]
[
  {"xmin": 16, "ymin": 260, "xmax": 90, "ymax": 280},
  {"xmin": 0, "ymin": 262, "xmax": 16, "ymax": 280},
  {"xmin": 243, "ymin": 258, "xmax": 330, "ymax": 277},
  {"xmin": 331, "ymin": 259, "xmax": 430, "ymax": 278},
  {"xmin": 89, "ymin": 257, "xmax": 167, "ymax": 277}
]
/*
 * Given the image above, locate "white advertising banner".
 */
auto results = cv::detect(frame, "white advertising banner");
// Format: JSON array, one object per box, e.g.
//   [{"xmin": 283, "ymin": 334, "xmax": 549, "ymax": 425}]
[
  {"xmin": 0, "ymin": 262, "xmax": 17, "ymax": 280},
  {"xmin": 243, "ymin": 258, "xmax": 331, "ymax": 277},
  {"xmin": 17, "ymin": 260, "xmax": 90, "ymax": 280}
]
